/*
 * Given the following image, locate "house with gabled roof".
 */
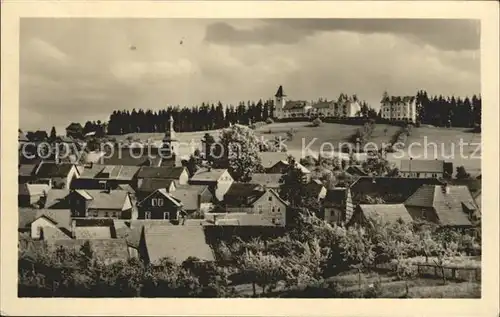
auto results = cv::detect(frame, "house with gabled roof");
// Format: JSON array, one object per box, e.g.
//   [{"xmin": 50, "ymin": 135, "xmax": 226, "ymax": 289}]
[
  {"xmin": 136, "ymin": 178, "xmax": 176, "ymax": 201},
  {"xmin": 404, "ymin": 184, "xmax": 479, "ymax": 228},
  {"xmin": 18, "ymin": 161, "xmax": 80, "ymax": 189},
  {"xmin": 266, "ymin": 160, "xmax": 311, "ymax": 181},
  {"xmin": 18, "ymin": 183, "xmax": 50, "ymax": 207},
  {"xmin": 136, "ymin": 166, "xmax": 189, "ymax": 185},
  {"xmin": 72, "ymin": 164, "xmax": 140, "ymax": 190},
  {"xmin": 170, "ymin": 184, "xmax": 214, "ymax": 215},
  {"xmin": 189, "ymin": 168, "xmax": 233, "ymax": 201},
  {"xmin": 137, "ymin": 188, "xmax": 183, "ymax": 221},
  {"xmin": 400, "ymin": 159, "xmax": 445, "ymax": 179},
  {"xmin": 259, "ymin": 152, "xmax": 290, "ymax": 170},
  {"xmin": 18, "ymin": 208, "xmax": 72, "ymax": 240},
  {"xmin": 273, "ymin": 85, "xmax": 312, "ymax": 119},
  {"xmin": 321, "ymin": 187, "xmax": 354, "ymax": 224},
  {"xmin": 224, "ymin": 183, "xmax": 288, "ymax": 226},
  {"xmin": 44, "ymin": 189, "xmax": 72, "ymax": 209},
  {"xmin": 349, "ymin": 176, "xmax": 443, "ymax": 205},
  {"xmin": 348, "ymin": 204, "xmax": 413, "ymax": 227},
  {"xmin": 34, "ymin": 161, "xmax": 81, "ymax": 189},
  {"xmin": 142, "ymin": 225, "xmax": 215, "ymax": 265},
  {"xmin": 71, "ymin": 189, "xmax": 134, "ymax": 219},
  {"xmin": 43, "ymin": 238, "xmax": 130, "ymax": 265}
]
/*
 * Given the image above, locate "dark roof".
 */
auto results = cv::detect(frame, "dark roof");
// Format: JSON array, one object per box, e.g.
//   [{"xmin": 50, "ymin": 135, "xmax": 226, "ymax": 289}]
[
  {"xmin": 66, "ymin": 122, "xmax": 83, "ymax": 130},
  {"xmin": 275, "ymin": 85, "xmax": 286, "ymax": 98},
  {"xmin": 18, "ymin": 164, "xmax": 38, "ymax": 177},
  {"xmin": 259, "ymin": 152, "xmax": 290, "ymax": 169},
  {"xmin": 18, "ymin": 208, "xmax": 72, "ymax": 230},
  {"xmin": 404, "ymin": 185, "xmax": 476, "ymax": 226},
  {"xmin": 36, "ymin": 162, "xmax": 76, "ymax": 178},
  {"xmin": 19, "ymin": 130, "xmax": 29, "ymax": 142},
  {"xmin": 144, "ymin": 225, "xmax": 214, "ymax": 264},
  {"xmin": 283, "ymin": 100, "xmax": 310, "ymax": 110},
  {"xmin": 249, "ymin": 173, "xmax": 283, "ymax": 188},
  {"xmin": 72, "ymin": 217, "xmax": 115, "ymax": 227},
  {"xmin": 224, "ymin": 183, "xmax": 266, "ymax": 207},
  {"xmin": 400, "ymin": 159, "xmax": 444, "ymax": 173},
  {"xmin": 346, "ymin": 165, "xmax": 369, "ymax": 176},
  {"xmin": 349, "ymin": 177, "xmax": 443, "ymax": 204},
  {"xmin": 358, "ymin": 204, "xmax": 413, "ymax": 224},
  {"xmin": 80, "ymin": 164, "xmax": 140, "ymax": 180},
  {"xmin": 137, "ymin": 166, "xmax": 186, "ymax": 179},
  {"xmin": 44, "ymin": 189, "xmax": 71, "ymax": 209},
  {"xmin": 100, "ymin": 148, "xmax": 158, "ymax": 166},
  {"xmin": 305, "ymin": 181, "xmax": 326, "ymax": 198},
  {"xmin": 323, "ymin": 188, "xmax": 348, "ymax": 207},
  {"xmin": 138, "ymin": 178, "xmax": 175, "ymax": 193}
]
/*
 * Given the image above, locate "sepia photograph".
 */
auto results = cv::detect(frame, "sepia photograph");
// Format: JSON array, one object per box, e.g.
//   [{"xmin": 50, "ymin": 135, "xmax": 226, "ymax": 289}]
[{"xmin": 1, "ymin": 1, "xmax": 499, "ymax": 316}]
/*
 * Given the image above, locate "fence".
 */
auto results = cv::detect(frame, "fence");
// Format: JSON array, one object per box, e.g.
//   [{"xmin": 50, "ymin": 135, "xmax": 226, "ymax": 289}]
[{"xmin": 374, "ymin": 261, "xmax": 481, "ymax": 282}]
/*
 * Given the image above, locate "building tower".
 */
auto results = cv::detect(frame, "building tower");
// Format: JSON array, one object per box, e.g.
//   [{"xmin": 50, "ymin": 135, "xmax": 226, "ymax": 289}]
[
  {"xmin": 160, "ymin": 115, "xmax": 179, "ymax": 167},
  {"xmin": 274, "ymin": 85, "xmax": 287, "ymax": 119}
]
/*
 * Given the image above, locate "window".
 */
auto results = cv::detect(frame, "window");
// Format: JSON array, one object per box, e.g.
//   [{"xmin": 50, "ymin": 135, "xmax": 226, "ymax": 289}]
[
  {"xmin": 278, "ymin": 207, "xmax": 281, "ymax": 212},
  {"xmin": 112, "ymin": 212, "xmax": 117, "ymax": 218},
  {"xmin": 104, "ymin": 212, "xmax": 109, "ymax": 217},
  {"xmin": 272, "ymin": 207, "xmax": 275, "ymax": 213},
  {"xmin": 163, "ymin": 212, "xmax": 170, "ymax": 220},
  {"xmin": 258, "ymin": 205, "xmax": 263, "ymax": 214},
  {"xmin": 145, "ymin": 211, "xmax": 151, "ymax": 219},
  {"xmin": 152, "ymin": 198, "xmax": 157, "ymax": 206},
  {"xmin": 268, "ymin": 196, "xmax": 272, "ymax": 202}
]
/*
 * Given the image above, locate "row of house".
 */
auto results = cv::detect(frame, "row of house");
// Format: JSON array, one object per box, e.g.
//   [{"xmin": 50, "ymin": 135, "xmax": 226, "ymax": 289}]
[
  {"xmin": 274, "ymin": 86, "xmax": 361, "ymax": 119},
  {"xmin": 273, "ymin": 85, "xmax": 418, "ymax": 122}
]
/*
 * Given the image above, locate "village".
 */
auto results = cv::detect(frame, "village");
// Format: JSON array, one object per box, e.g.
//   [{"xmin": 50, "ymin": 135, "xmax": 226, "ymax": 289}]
[{"xmin": 17, "ymin": 85, "xmax": 482, "ymax": 298}]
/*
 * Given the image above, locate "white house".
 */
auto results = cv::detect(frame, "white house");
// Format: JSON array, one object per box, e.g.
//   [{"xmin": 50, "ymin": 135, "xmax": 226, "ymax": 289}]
[{"xmin": 380, "ymin": 93, "xmax": 417, "ymax": 122}]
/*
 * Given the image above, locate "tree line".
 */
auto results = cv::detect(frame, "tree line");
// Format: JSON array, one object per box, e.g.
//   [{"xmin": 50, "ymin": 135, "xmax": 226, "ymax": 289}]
[
  {"xmin": 21, "ymin": 90, "xmax": 481, "ymax": 142},
  {"xmin": 106, "ymin": 100, "xmax": 276, "ymax": 135},
  {"xmin": 415, "ymin": 90, "xmax": 481, "ymax": 128}
]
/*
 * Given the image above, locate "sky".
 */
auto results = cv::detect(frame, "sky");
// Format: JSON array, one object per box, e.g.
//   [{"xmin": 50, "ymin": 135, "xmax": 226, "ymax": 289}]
[{"xmin": 20, "ymin": 18, "xmax": 480, "ymax": 134}]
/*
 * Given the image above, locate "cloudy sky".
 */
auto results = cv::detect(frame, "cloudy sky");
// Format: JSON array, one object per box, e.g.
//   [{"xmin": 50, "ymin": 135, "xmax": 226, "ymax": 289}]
[{"xmin": 20, "ymin": 18, "xmax": 480, "ymax": 134}]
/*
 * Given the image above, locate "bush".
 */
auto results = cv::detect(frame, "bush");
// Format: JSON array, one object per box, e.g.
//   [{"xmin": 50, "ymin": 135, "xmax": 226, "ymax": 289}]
[
  {"xmin": 266, "ymin": 118, "xmax": 274, "ymax": 124},
  {"xmin": 311, "ymin": 118, "xmax": 322, "ymax": 127}
]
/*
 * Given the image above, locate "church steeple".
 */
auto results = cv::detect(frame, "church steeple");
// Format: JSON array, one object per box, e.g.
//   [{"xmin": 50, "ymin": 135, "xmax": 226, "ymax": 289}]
[
  {"xmin": 160, "ymin": 115, "xmax": 179, "ymax": 167},
  {"xmin": 163, "ymin": 115, "xmax": 177, "ymax": 142}
]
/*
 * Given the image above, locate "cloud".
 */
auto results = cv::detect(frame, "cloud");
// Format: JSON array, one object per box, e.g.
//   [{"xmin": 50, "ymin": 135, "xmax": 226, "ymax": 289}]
[{"xmin": 205, "ymin": 19, "xmax": 480, "ymax": 51}]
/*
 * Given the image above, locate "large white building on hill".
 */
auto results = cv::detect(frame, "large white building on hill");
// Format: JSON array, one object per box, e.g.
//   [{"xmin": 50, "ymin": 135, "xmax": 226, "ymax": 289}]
[
  {"xmin": 274, "ymin": 85, "xmax": 361, "ymax": 119},
  {"xmin": 380, "ymin": 92, "xmax": 417, "ymax": 122}
]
